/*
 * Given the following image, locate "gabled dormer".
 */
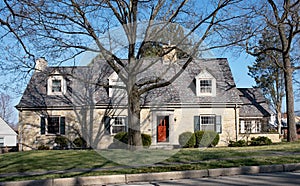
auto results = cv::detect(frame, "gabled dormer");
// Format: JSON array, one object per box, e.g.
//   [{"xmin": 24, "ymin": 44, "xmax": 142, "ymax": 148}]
[
  {"xmin": 47, "ymin": 70, "xmax": 67, "ymax": 95},
  {"xmin": 195, "ymin": 69, "xmax": 216, "ymax": 97},
  {"xmin": 108, "ymin": 72, "xmax": 126, "ymax": 98}
]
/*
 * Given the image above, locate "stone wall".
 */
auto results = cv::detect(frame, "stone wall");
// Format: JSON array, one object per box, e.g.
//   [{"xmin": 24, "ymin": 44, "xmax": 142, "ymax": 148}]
[
  {"xmin": 238, "ymin": 133, "xmax": 281, "ymax": 143},
  {"xmin": 18, "ymin": 106, "xmax": 239, "ymax": 150}
]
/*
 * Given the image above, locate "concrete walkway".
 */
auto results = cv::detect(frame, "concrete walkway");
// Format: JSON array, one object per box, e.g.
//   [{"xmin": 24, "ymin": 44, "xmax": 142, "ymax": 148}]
[{"xmin": 0, "ymin": 163, "xmax": 299, "ymax": 186}]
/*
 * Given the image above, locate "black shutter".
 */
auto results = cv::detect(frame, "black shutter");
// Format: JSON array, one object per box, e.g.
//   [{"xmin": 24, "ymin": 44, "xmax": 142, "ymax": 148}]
[
  {"xmin": 125, "ymin": 116, "xmax": 128, "ymax": 132},
  {"xmin": 104, "ymin": 116, "xmax": 111, "ymax": 134},
  {"xmin": 60, "ymin": 117, "xmax": 65, "ymax": 135},
  {"xmin": 194, "ymin": 116, "xmax": 200, "ymax": 132},
  {"xmin": 41, "ymin": 117, "xmax": 46, "ymax": 135},
  {"xmin": 216, "ymin": 115, "xmax": 222, "ymax": 133}
]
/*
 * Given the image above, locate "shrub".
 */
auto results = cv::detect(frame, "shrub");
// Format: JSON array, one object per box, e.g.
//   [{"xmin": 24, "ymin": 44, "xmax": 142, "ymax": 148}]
[
  {"xmin": 141, "ymin": 133, "xmax": 152, "ymax": 147},
  {"xmin": 73, "ymin": 137, "xmax": 87, "ymax": 148},
  {"xmin": 250, "ymin": 136, "xmax": 272, "ymax": 146},
  {"xmin": 112, "ymin": 132, "xmax": 152, "ymax": 148},
  {"xmin": 194, "ymin": 131, "xmax": 219, "ymax": 147},
  {"xmin": 113, "ymin": 132, "xmax": 128, "ymax": 143},
  {"xmin": 179, "ymin": 132, "xmax": 196, "ymax": 148},
  {"xmin": 54, "ymin": 136, "xmax": 69, "ymax": 149},
  {"xmin": 37, "ymin": 144, "xmax": 50, "ymax": 150},
  {"xmin": 228, "ymin": 140, "xmax": 247, "ymax": 147}
]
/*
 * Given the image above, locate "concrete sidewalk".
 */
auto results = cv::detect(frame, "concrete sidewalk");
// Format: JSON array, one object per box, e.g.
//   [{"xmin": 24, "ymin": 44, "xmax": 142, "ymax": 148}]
[{"xmin": 0, "ymin": 163, "xmax": 300, "ymax": 186}]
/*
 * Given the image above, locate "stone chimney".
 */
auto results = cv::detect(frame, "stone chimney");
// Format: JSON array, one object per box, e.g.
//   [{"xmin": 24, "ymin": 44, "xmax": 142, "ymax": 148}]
[
  {"xmin": 35, "ymin": 57, "xmax": 48, "ymax": 72},
  {"xmin": 162, "ymin": 44, "xmax": 177, "ymax": 62}
]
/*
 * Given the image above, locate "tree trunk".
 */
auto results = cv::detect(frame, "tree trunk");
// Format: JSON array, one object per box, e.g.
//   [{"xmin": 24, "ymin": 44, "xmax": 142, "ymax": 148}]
[
  {"xmin": 127, "ymin": 85, "xmax": 143, "ymax": 150},
  {"xmin": 283, "ymin": 56, "xmax": 298, "ymax": 141},
  {"xmin": 276, "ymin": 106, "xmax": 282, "ymax": 135}
]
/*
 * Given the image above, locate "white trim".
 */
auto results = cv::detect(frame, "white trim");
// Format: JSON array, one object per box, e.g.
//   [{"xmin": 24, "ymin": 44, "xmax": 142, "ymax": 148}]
[
  {"xmin": 47, "ymin": 75, "xmax": 66, "ymax": 95},
  {"xmin": 110, "ymin": 116, "xmax": 126, "ymax": 134},
  {"xmin": 195, "ymin": 69, "xmax": 216, "ymax": 97}
]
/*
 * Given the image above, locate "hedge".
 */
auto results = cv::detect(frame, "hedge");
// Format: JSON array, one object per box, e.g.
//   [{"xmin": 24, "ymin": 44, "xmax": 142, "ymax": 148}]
[
  {"xmin": 178, "ymin": 132, "xmax": 196, "ymax": 148},
  {"xmin": 194, "ymin": 131, "xmax": 219, "ymax": 147}
]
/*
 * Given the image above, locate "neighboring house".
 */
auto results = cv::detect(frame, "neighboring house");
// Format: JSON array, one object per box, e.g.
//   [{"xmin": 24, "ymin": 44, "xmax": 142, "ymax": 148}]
[
  {"xmin": 16, "ymin": 57, "xmax": 279, "ymax": 151},
  {"xmin": 0, "ymin": 117, "xmax": 17, "ymax": 147},
  {"xmin": 237, "ymin": 88, "xmax": 279, "ymax": 142},
  {"xmin": 281, "ymin": 113, "xmax": 300, "ymax": 139}
]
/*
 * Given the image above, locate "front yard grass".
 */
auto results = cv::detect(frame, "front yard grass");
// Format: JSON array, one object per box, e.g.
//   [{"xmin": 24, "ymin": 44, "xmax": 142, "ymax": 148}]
[{"xmin": 0, "ymin": 141, "xmax": 300, "ymax": 182}]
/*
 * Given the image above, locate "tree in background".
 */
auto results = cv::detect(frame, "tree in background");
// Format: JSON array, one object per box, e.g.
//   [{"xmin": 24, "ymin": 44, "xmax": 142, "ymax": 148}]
[
  {"xmin": 248, "ymin": 28, "xmax": 285, "ymax": 134},
  {"xmin": 245, "ymin": 0, "xmax": 300, "ymax": 141},
  {"xmin": 0, "ymin": 92, "xmax": 14, "ymax": 125}
]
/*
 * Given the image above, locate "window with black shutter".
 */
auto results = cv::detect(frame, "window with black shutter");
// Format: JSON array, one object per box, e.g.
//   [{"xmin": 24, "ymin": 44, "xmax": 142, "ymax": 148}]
[{"xmin": 41, "ymin": 116, "xmax": 66, "ymax": 135}]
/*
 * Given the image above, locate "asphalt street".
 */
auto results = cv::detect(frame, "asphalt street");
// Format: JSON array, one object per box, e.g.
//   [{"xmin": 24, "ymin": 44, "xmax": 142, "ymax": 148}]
[{"xmin": 108, "ymin": 171, "xmax": 300, "ymax": 186}]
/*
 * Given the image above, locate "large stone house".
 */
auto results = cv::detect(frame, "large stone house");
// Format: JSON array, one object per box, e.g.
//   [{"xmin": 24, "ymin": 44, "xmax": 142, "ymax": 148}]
[{"xmin": 16, "ymin": 57, "xmax": 279, "ymax": 151}]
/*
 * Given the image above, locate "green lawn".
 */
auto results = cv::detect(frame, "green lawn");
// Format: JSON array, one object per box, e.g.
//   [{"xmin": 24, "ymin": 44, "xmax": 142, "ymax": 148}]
[{"xmin": 1, "ymin": 141, "xmax": 300, "ymax": 182}]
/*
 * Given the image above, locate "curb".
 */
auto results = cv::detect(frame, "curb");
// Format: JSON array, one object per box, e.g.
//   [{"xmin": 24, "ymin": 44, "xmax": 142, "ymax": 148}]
[{"xmin": 1, "ymin": 163, "xmax": 300, "ymax": 186}]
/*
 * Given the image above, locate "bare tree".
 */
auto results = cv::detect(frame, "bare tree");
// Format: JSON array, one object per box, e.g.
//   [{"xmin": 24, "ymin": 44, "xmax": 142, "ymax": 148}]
[
  {"xmin": 0, "ymin": 92, "xmax": 14, "ymax": 124},
  {"xmin": 2, "ymin": 0, "xmax": 256, "ymax": 150},
  {"xmin": 245, "ymin": 0, "xmax": 300, "ymax": 141}
]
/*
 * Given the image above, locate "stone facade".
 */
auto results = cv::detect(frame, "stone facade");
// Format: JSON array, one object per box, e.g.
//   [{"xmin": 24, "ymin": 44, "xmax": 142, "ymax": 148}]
[{"xmin": 17, "ymin": 58, "xmax": 278, "ymax": 150}]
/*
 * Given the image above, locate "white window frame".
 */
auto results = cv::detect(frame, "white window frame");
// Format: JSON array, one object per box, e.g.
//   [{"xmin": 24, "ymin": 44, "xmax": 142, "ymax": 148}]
[
  {"xmin": 108, "ymin": 72, "xmax": 126, "ymax": 98},
  {"xmin": 200, "ymin": 115, "xmax": 216, "ymax": 131},
  {"xmin": 195, "ymin": 70, "xmax": 216, "ymax": 97},
  {"xmin": 239, "ymin": 119, "xmax": 262, "ymax": 134},
  {"xmin": 200, "ymin": 79, "xmax": 212, "ymax": 93},
  {"xmin": 110, "ymin": 116, "xmax": 127, "ymax": 134},
  {"xmin": 47, "ymin": 75, "xmax": 66, "ymax": 95},
  {"xmin": 0, "ymin": 137, "xmax": 4, "ymax": 147}
]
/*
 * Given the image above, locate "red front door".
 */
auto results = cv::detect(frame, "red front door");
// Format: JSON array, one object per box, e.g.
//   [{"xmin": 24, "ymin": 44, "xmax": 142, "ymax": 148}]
[{"xmin": 157, "ymin": 116, "xmax": 169, "ymax": 142}]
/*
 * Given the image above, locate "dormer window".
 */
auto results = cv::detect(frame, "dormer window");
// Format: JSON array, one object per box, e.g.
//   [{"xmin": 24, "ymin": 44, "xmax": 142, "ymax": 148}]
[
  {"xmin": 52, "ymin": 80, "xmax": 62, "ymax": 92},
  {"xmin": 195, "ymin": 69, "xmax": 216, "ymax": 97},
  {"xmin": 200, "ymin": 80, "xmax": 212, "ymax": 93},
  {"xmin": 108, "ymin": 72, "xmax": 126, "ymax": 98},
  {"xmin": 47, "ymin": 73, "xmax": 66, "ymax": 95}
]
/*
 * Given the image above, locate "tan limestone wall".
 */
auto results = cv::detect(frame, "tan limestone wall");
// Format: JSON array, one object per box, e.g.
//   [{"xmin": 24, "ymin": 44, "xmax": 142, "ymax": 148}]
[{"xmin": 238, "ymin": 133, "xmax": 281, "ymax": 143}]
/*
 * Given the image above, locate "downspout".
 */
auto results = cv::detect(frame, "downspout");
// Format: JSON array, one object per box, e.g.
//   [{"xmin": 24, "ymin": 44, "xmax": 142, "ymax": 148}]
[
  {"xmin": 19, "ymin": 107, "xmax": 23, "ymax": 151},
  {"xmin": 234, "ymin": 104, "xmax": 238, "ymax": 141}
]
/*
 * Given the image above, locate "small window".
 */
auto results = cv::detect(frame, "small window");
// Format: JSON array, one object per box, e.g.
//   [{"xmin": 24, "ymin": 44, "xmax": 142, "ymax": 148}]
[
  {"xmin": 47, "ymin": 74, "xmax": 66, "ymax": 95},
  {"xmin": 0, "ymin": 137, "xmax": 4, "ymax": 147},
  {"xmin": 41, "ymin": 116, "xmax": 65, "ymax": 135},
  {"xmin": 52, "ymin": 80, "xmax": 62, "ymax": 92},
  {"xmin": 108, "ymin": 72, "xmax": 126, "ymax": 98},
  {"xmin": 200, "ymin": 80, "xmax": 212, "ymax": 93},
  {"xmin": 200, "ymin": 116, "xmax": 216, "ymax": 131},
  {"xmin": 48, "ymin": 117, "xmax": 60, "ymax": 134},
  {"xmin": 239, "ymin": 119, "xmax": 261, "ymax": 134},
  {"xmin": 195, "ymin": 70, "xmax": 216, "ymax": 97},
  {"xmin": 194, "ymin": 115, "xmax": 222, "ymax": 133},
  {"xmin": 110, "ymin": 116, "xmax": 126, "ymax": 134}
]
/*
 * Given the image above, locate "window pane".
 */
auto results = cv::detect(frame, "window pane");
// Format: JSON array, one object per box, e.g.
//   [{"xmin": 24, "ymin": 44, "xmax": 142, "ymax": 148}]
[
  {"xmin": 111, "ymin": 117, "xmax": 126, "ymax": 134},
  {"xmin": 200, "ymin": 116, "xmax": 215, "ymax": 131},
  {"xmin": 52, "ymin": 80, "xmax": 62, "ymax": 92},
  {"xmin": 201, "ymin": 125, "xmax": 215, "ymax": 131},
  {"xmin": 48, "ymin": 117, "xmax": 60, "ymax": 134},
  {"xmin": 112, "ymin": 126, "xmax": 125, "ymax": 134},
  {"xmin": 0, "ymin": 137, "xmax": 4, "ymax": 147},
  {"xmin": 200, "ymin": 80, "xmax": 212, "ymax": 93}
]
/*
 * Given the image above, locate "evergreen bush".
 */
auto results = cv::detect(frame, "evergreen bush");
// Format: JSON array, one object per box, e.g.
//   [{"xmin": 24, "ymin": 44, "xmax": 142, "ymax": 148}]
[
  {"xmin": 73, "ymin": 137, "xmax": 87, "ymax": 148},
  {"xmin": 194, "ymin": 131, "xmax": 219, "ymax": 147},
  {"xmin": 54, "ymin": 136, "xmax": 69, "ymax": 149},
  {"xmin": 250, "ymin": 136, "xmax": 272, "ymax": 146},
  {"xmin": 178, "ymin": 132, "xmax": 196, "ymax": 148}
]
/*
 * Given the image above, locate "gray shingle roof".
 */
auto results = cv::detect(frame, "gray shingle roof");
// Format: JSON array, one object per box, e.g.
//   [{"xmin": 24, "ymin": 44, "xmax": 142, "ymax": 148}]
[
  {"xmin": 237, "ymin": 88, "xmax": 273, "ymax": 117},
  {"xmin": 16, "ymin": 58, "xmax": 242, "ymax": 109}
]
